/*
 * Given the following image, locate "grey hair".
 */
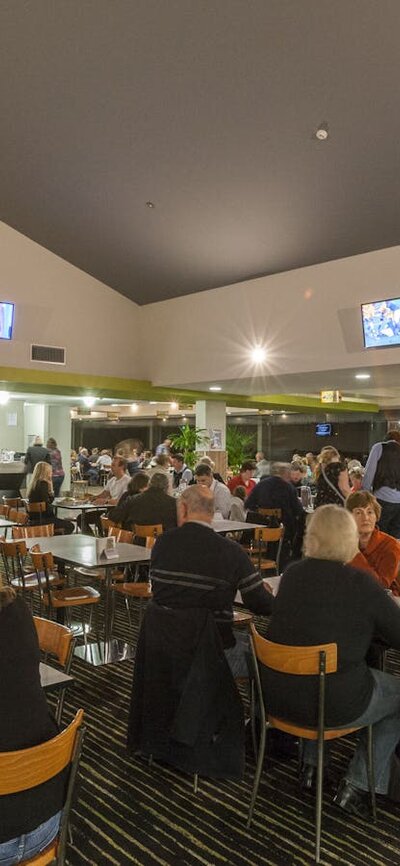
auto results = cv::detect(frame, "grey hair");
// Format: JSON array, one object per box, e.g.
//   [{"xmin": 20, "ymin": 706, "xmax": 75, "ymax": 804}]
[
  {"xmin": 149, "ymin": 472, "xmax": 169, "ymax": 493},
  {"xmin": 271, "ymin": 462, "xmax": 291, "ymax": 478},
  {"xmin": 304, "ymin": 504, "xmax": 359, "ymax": 563},
  {"xmin": 179, "ymin": 484, "xmax": 215, "ymax": 516}
]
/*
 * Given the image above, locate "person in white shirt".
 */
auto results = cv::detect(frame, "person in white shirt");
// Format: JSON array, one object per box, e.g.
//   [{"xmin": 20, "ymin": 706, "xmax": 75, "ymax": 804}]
[
  {"xmin": 194, "ymin": 464, "xmax": 232, "ymax": 518},
  {"xmin": 79, "ymin": 456, "xmax": 130, "ymax": 534},
  {"xmin": 96, "ymin": 450, "xmax": 112, "ymax": 469}
]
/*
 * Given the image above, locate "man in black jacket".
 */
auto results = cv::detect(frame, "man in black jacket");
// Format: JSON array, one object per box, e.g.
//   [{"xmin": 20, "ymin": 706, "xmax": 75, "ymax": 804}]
[
  {"xmin": 245, "ymin": 461, "xmax": 305, "ymax": 559},
  {"xmin": 150, "ymin": 484, "xmax": 273, "ymax": 676},
  {"xmin": 113, "ymin": 472, "xmax": 177, "ymax": 531},
  {"xmin": 24, "ymin": 436, "xmax": 51, "ymax": 474}
]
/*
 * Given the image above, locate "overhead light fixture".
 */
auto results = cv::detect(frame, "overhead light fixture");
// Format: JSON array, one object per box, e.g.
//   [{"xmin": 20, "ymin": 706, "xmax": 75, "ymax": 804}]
[
  {"xmin": 251, "ymin": 346, "xmax": 267, "ymax": 364},
  {"xmin": 82, "ymin": 396, "xmax": 96, "ymax": 408},
  {"xmin": 209, "ymin": 386, "xmax": 222, "ymax": 392},
  {"xmin": 0, "ymin": 391, "xmax": 9, "ymax": 405},
  {"xmin": 170, "ymin": 401, "xmax": 178, "ymax": 410},
  {"xmin": 149, "ymin": 401, "xmax": 158, "ymax": 405},
  {"xmin": 282, "ymin": 412, "xmax": 287, "ymax": 418},
  {"xmin": 355, "ymin": 373, "xmax": 371, "ymax": 380},
  {"xmin": 130, "ymin": 403, "xmax": 138, "ymax": 412},
  {"xmin": 315, "ymin": 121, "xmax": 329, "ymax": 141},
  {"xmin": 146, "ymin": 201, "xmax": 155, "ymax": 208}
]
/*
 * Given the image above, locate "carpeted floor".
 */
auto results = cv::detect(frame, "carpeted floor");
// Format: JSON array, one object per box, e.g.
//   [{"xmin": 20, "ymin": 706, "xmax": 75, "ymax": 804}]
[{"xmin": 49, "ymin": 594, "xmax": 400, "ymax": 866}]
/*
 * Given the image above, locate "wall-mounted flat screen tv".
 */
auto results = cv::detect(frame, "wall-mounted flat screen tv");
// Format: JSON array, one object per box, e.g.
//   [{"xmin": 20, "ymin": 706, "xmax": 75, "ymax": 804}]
[
  {"xmin": 361, "ymin": 297, "xmax": 400, "ymax": 348},
  {"xmin": 315, "ymin": 423, "xmax": 332, "ymax": 437},
  {"xmin": 0, "ymin": 302, "xmax": 15, "ymax": 340}
]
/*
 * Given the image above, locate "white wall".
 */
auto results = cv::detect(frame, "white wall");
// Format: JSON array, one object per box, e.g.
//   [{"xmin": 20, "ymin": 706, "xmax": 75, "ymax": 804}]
[
  {"xmin": 0, "ymin": 222, "xmax": 143, "ymax": 379},
  {"xmin": 0, "ymin": 400, "xmax": 25, "ymax": 452},
  {"xmin": 139, "ymin": 246, "xmax": 400, "ymax": 387}
]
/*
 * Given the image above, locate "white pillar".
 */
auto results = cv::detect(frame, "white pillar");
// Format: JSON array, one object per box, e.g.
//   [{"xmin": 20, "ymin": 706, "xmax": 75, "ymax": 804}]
[
  {"xmin": 195, "ymin": 400, "xmax": 226, "ymax": 450},
  {"xmin": 47, "ymin": 405, "xmax": 72, "ymax": 492},
  {"xmin": 23, "ymin": 403, "xmax": 48, "ymax": 448}
]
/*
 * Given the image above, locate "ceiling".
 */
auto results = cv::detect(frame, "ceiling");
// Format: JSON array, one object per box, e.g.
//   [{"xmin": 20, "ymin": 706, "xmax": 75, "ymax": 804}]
[{"xmin": 1, "ymin": 1, "xmax": 400, "ymax": 305}]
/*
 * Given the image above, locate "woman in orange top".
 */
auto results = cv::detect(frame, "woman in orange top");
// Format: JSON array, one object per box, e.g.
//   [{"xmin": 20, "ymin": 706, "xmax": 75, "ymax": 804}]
[{"xmin": 346, "ymin": 491, "xmax": 400, "ymax": 595}]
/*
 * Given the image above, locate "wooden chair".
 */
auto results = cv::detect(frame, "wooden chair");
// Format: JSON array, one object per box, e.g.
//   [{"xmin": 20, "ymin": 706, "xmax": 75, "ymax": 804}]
[
  {"xmin": 258, "ymin": 507, "xmax": 282, "ymax": 520},
  {"xmin": 249, "ymin": 525, "xmax": 284, "ymax": 574},
  {"xmin": 0, "ymin": 503, "xmax": 10, "ymax": 517},
  {"xmin": 100, "ymin": 515, "xmax": 119, "ymax": 536},
  {"xmin": 9, "ymin": 507, "xmax": 29, "ymax": 525},
  {"xmin": 30, "ymin": 549, "xmax": 101, "ymax": 655},
  {"xmin": 13, "ymin": 524, "xmax": 55, "ymax": 539},
  {"xmin": 0, "ymin": 709, "xmax": 85, "ymax": 866},
  {"xmin": 3, "ymin": 496, "xmax": 23, "ymax": 510},
  {"xmin": 247, "ymin": 625, "xmax": 376, "ymax": 864},
  {"xmin": 26, "ymin": 501, "xmax": 47, "ymax": 525},
  {"xmin": 133, "ymin": 523, "xmax": 163, "ymax": 549},
  {"xmin": 0, "ymin": 539, "xmax": 62, "ymax": 605},
  {"xmin": 34, "ymin": 616, "xmax": 75, "ymax": 723},
  {"xmin": 112, "ymin": 580, "xmax": 153, "ymax": 629}
]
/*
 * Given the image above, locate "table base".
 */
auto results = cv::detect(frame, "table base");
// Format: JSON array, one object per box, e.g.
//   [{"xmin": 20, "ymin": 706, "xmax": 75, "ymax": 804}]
[{"xmin": 74, "ymin": 638, "xmax": 135, "ymax": 666}]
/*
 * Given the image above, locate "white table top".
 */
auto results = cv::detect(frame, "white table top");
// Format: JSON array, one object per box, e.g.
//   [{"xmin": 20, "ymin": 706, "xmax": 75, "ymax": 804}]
[
  {"xmin": 25, "ymin": 534, "xmax": 151, "ymax": 567},
  {"xmin": 212, "ymin": 519, "xmax": 267, "ymax": 533},
  {"xmin": 40, "ymin": 661, "xmax": 74, "ymax": 691}
]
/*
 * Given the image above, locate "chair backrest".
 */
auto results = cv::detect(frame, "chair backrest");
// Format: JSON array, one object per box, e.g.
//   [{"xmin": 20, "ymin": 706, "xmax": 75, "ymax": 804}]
[
  {"xmin": 12, "ymin": 524, "xmax": 55, "ymax": 540},
  {"xmin": 250, "ymin": 624, "xmax": 337, "ymax": 675},
  {"xmin": 101, "ymin": 515, "xmax": 120, "ymax": 534},
  {"xmin": 108, "ymin": 526, "xmax": 133, "ymax": 544},
  {"xmin": 0, "ymin": 709, "xmax": 85, "ymax": 866},
  {"xmin": 258, "ymin": 508, "xmax": 282, "ymax": 519},
  {"xmin": 33, "ymin": 616, "xmax": 74, "ymax": 668},
  {"xmin": 134, "ymin": 524, "xmax": 163, "ymax": 544},
  {"xmin": 27, "ymin": 501, "xmax": 47, "ymax": 514},
  {"xmin": 254, "ymin": 525, "xmax": 284, "ymax": 543},
  {"xmin": 9, "ymin": 508, "xmax": 28, "ymax": 525},
  {"xmin": 0, "ymin": 538, "xmax": 29, "ymax": 558},
  {"xmin": 3, "ymin": 496, "xmax": 23, "ymax": 509},
  {"xmin": 30, "ymin": 548, "xmax": 55, "ymax": 578},
  {"xmin": 0, "ymin": 503, "xmax": 10, "ymax": 517}
]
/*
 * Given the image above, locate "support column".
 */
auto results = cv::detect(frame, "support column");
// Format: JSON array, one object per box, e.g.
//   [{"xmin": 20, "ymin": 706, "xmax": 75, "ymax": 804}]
[
  {"xmin": 47, "ymin": 405, "xmax": 72, "ymax": 493},
  {"xmin": 195, "ymin": 400, "xmax": 227, "ymax": 479},
  {"xmin": 23, "ymin": 403, "xmax": 48, "ymax": 449}
]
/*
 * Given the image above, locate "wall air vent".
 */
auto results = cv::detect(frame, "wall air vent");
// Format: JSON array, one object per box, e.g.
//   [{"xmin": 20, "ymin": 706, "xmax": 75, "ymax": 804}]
[{"xmin": 30, "ymin": 344, "xmax": 66, "ymax": 365}]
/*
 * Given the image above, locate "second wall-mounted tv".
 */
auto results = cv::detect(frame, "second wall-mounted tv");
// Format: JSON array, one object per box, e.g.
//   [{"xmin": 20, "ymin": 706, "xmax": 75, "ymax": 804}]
[
  {"xmin": 361, "ymin": 297, "xmax": 400, "ymax": 348},
  {"xmin": 0, "ymin": 302, "xmax": 15, "ymax": 340}
]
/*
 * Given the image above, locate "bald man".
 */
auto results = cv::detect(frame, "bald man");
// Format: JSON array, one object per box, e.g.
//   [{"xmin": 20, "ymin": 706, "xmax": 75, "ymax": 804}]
[{"xmin": 150, "ymin": 485, "xmax": 273, "ymax": 676}]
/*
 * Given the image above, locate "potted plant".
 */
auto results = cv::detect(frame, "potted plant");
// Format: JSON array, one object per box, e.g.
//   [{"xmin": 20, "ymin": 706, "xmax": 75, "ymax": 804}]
[
  {"xmin": 226, "ymin": 427, "xmax": 256, "ymax": 474},
  {"xmin": 169, "ymin": 424, "xmax": 209, "ymax": 469}
]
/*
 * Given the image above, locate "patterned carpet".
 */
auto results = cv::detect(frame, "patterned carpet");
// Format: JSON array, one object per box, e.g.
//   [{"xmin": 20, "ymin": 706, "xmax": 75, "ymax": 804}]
[{"xmin": 50, "ymin": 596, "xmax": 400, "ymax": 866}]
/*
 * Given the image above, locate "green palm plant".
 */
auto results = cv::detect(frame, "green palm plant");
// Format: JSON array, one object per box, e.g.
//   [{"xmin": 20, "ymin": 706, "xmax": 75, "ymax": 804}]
[
  {"xmin": 226, "ymin": 426, "xmax": 256, "ymax": 473},
  {"xmin": 169, "ymin": 424, "xmax": 209, "ymax": 468}
]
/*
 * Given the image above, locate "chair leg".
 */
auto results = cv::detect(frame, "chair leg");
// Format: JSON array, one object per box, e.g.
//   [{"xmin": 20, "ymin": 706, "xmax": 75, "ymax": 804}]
[
  {"xmin": 366, "ymin": 725, "xmax": 377, "ymax": 823},
  {"xmin": 250, "ymin": 678, "xmax": 258, "ymax": 761},
  {"xmin": 315, "ymin": 737, "xmax": 324, "ymax": 865},
  {"xmin": 125, "ymin": 596, "xmax": 132, "ymax": 628},
  {"xmin": 193, "ymin": 773, "xmax": 199, "ymax": 794},
  {"xmin": 247, "ymin": 719, "xmax": 268, "ymax": 827},
  {"xmin": 82, "ymin": 607, "xmax": 88, "ymax": 653}
]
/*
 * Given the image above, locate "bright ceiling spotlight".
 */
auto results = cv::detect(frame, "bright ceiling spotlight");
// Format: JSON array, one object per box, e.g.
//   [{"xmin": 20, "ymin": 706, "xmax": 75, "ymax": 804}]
[
  {"xmin": 0, "ymin": 391, "xmax": 9, "ymax": 405},
  {"xmin": 131, "ymin": 402, "xmax": 139, "ymax": 411},
  {"xmin": 170, "ymin": 401, "xmax": 179, "ymax": 410},
  {"xmin": 209, "ymin": 385, "xmax": 222, "ymax": 392},
  {"xmin": 251, "ymin": 346, "xmax": 267, "ymax": 364},
  {"xmin": 82, "ymin": 396, "xmax": 96, "ymax": 408},
  {"xmin": 355, "ymin": 373, "xmax": 371, "ymax": 380}
]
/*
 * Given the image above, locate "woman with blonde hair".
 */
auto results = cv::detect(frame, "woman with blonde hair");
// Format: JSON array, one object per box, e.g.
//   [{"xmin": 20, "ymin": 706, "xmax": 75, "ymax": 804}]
[
  {"xmin": 28, "ymin": 461, "xmax": 74, "ymax": 534},
  {"xmin": 264, "ymin": 504, "xmax": 400, "ymax": 815},
  {"xmin": 0, "ymin": 575, "xmax": 65, "ymax": 862},
  {"xmin": 314, "ymin": 445, "xmax": 351, "ymax": 508}
]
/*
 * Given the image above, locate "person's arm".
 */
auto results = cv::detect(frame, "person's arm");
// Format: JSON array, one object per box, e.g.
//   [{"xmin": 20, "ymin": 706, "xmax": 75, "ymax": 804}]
[
  {"xmin": 350, "ymin": 551, "xmax": 382, "ymax": 585},
  {"xmin": 236, "ymin": 549, "xmax": 273, "ymax": 615},
  {"xmin": 362, "ymin": 443, "xmax": 382, "ymax": 491},
  {"xmin": 218, "ymin": 485, "xmax": 233, "ymax": 518},
  {"xmin": 338, "ymin": 469, "xmax": 352, "ymax": 499}
]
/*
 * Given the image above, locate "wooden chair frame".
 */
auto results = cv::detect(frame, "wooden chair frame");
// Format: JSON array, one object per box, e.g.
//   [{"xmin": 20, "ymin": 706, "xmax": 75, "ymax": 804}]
[
  {"xmin": 13, "ymin": 524, "xmax": 55, "ymax": 540},
  {"xmin": 34, "ymin": 616, "xmax": 75, "ymax": 724},
  {"xmin": 0, "ymin": 709, "xmax": 85, "ymax": 866},
  {"xmin": 247, "ymin": 624, "xmax": 376, "ymax": 864},
  {"xmin": 0, "ymin": 538, "xmax": 35, "ymax": 603},
  {"xmin": 9, "ymin": 508, "xmax": 29, "ymax": 525},
  {"xmin": 27, "ymin": 501, "xmax": 47, "ymax": 525},
  {"xmin": 250, "ymin": 525, "xmax": 284, "ymax": 574}
]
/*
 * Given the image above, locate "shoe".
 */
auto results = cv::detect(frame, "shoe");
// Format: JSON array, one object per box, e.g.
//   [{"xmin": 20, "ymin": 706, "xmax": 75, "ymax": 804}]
[
  {"xmin": 299, "ymin": 763, "xmax": 317, "ymax": 791},
  {"xmin": 333, "ymin": 779, "xmax": 370, "ymax": 819}
]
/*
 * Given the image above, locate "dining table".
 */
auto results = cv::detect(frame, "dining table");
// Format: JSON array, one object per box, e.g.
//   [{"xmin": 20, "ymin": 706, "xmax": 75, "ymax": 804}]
[
  {"xmin": 211, "ymin": 518, "xmax": 267, "ymax": 533},
  {"xmin": 0, "ymin": 516, "xmax": 19, "ymax": 537},
  {"xmin": 40, "ymin": 661, "xmax": 74, "ymax": 692},
  {"xmin": 25, "ymin": 534, "xmax": 150, "ymax": 667}
]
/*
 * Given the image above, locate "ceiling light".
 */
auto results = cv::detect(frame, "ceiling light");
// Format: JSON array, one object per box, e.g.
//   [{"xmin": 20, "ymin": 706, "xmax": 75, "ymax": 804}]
[
  {"xmin": 170, "ymin": 401, "xmax": 178, "ymax": 410},
  {"xmin": 0, "ymin": 391, "xmax": 9, "ymax": 405},
  {"xmin": 149, "ymin": 401, "xmax": 158, "ymax": 405},
  {"xmin": 209, "ymin": 386, "xmax": 222, "ymax": 392},
  {"xmin": 281, "ymin": 412, "xmax": 287, "ymax": 418},
  {"xmin": 146, "ymin": 201, "xmax": 155, "ymax": 208},
  {"xmin": 130, "ymin": 403, "xmax": 139, "ymax": 412},
  {"xmin": 82, "ymin": 396, "xmax": 96, "ymax": 408},
  {"xmin": 315, "ymin": 122, "xmax": 329, "ymax": 141},
  {"xmin": 251, "ymin": 346, "xmax": 267, "ymax": 364},
  {"xmin": 355, "ymin": 373, "xmax": 371, "ymax": 380}
]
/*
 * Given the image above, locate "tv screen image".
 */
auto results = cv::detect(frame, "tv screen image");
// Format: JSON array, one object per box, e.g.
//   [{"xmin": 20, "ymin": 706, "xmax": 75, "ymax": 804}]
[
  {"xmin": 315, "ymin": 423, "xmax": 332, "ymax": 437},
  {"xmin": 0, "ymin": 302, "xmax": 15, "ymax": 340},
  {"xmin": 361, "ymin": 297, "xmax": 400, "ymax": 348}
]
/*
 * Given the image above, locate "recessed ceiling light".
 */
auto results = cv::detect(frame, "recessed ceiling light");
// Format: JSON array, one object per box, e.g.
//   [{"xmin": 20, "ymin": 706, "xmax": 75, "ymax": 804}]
[
  {"xmin": 251, "ymin": 346, "xmax": 267, "ymax": 364},
  {"xmin": 131, "ymin": 403, "xmax": 138, "ymax": 412},
  {"xmin": 0, "ymin": 391, "xmax": 9, "ymax": 405},
  {"xmin": 82, "ymin": 396, "xmax": 96, "ymax": 408},
  {"xmin": 209, "ymin": 386, "xmax": 222, "ymax": 392},
  {"xmin": 315, "ymin": 122, "xmax": 329, "ymax": 141},
  {"xmin": 355, "ymin": 373, "xmax": 371, "ymax": 380},
  {"xmin": 281, "ymin": 412, "xmax": 287, "ymax": 418},
  {"xmin": 170, "ymin": 401, "xmax": 178, "ymax": 410},
  {"xmin": 149, "ymin": 401, "xmax": 158, "ymax": 405}
]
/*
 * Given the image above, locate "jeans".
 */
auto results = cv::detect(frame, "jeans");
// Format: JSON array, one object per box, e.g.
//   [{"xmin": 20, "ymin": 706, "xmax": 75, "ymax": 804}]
[
  {"xmin": 303, "ymin": 669, "xmax": 400, "ymax": 794},
  {"xmin": 225, "ymin": 632, "xmax": 250, "ymax": 678},
  {"xmin": 0, "ymin": 811, "xmax": 61, "ymax": 865},
  {"xmin": 376, "ymin": 500, "xmax": 400, "ymax": 539},
  {"xmin": 52, "ymin": 474, "xmax": 65, "ymax": 497}
]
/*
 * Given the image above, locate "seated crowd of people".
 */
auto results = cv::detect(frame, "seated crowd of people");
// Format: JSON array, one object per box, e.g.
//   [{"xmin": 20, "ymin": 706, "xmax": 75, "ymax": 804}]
[{"xmin": 3, "ymin": 429, "xmax": 400, "ymax": 861}]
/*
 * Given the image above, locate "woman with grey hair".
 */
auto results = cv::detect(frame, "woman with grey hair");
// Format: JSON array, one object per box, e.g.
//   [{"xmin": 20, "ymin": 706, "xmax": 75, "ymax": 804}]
[{"xmin": 263, "ymin": 504, "xmax": 400, "ymax": 816}]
